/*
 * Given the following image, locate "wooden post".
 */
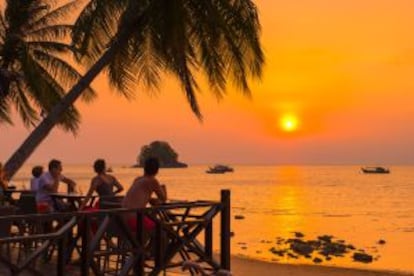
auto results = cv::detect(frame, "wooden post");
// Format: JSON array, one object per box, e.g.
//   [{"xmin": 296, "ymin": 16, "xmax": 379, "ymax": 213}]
[
  {"xmin": 134, "ymin": 210, "xmax": 145, "ymax": 276},
  {"xmin": 81, "ymin": 215, "xmax": 90, "ymax": 276},
  {"xmin": 220, "ymin": 189, "xmax": 231, "ymax": 271},
  {"xmin": 57, "ymin": 234, "xmax": 64, "ymax": 276},
  {"xmin": 205, "ymin": 219, "xmax": 213, "ymax": 259},
  {"xmin": 154, "ymin": 219, "xmax": 164, "ymax": 271}
]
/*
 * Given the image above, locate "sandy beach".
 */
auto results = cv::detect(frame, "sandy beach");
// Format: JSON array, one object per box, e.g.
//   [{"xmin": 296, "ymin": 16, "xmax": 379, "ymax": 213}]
[{"xmin": 231, "ymin": 255, "xmax": 413, "ymax": 276}]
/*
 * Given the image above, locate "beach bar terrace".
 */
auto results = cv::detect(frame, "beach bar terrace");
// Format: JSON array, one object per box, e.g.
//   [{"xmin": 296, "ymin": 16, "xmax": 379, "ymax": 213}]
[{"xmin": 0, "ymin": 190, "xmax": 231, "ymax": 275}]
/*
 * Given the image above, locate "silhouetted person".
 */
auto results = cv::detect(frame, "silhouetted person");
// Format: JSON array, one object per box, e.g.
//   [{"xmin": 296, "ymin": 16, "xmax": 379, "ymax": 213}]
[
  {"xmin": 30, "ymin": 165, "xmax": 44, "ymax": 191},
  {"xmin": 79, "ymin": 158, "xmax": 123, "ymax": 210},
  {"xmin": 36, "ymin": 159, "xmax": 76, "ymax": 211},
  {"xmin": 122, "ymin": 157, "xmax": 167, "ymax": 232}
]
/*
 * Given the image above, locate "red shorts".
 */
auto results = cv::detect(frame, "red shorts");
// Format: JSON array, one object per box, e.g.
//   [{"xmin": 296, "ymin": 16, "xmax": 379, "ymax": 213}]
[
  {"xmin": 36, "ymin": 202, "xmax": 51, "ymax": 213},
  {"xmin": 127, "ymin": 216, "xmax": 155, "ymax": 232}
]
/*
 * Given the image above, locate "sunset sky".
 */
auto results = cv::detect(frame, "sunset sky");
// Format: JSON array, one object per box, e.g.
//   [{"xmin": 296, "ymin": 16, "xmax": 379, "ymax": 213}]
[{"xmin": 2, "ymin": 0, "xmax": 414, "ymax": 165}]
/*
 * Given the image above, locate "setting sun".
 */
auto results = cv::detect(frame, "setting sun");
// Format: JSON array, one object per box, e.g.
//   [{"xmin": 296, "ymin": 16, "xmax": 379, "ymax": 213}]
[{"xmin": 280, "ymin": 114, "xmax": 299, "ymax": 132}]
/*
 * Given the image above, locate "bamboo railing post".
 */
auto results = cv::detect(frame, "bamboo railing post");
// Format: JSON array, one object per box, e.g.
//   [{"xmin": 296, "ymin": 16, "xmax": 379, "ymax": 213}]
[
  {"xmin": 57, "ymin": 234, "xmax": 64, "ymax": 276},
  {"xmin": 205, "ymin": 219, "xmax": 213, "ymax": 259},
  {"xmin": 81, "ymin": 215, "xmax": 90, "ymax": 276},
  {"xmin": 135, "ymin": 210, "xmax": 145, "ymax": 276},
  {"xmin": 154, "ymin": 218, "xmax": 165, "ymax": 272},
  {"xmin": 220, "ymin": 189, "xmax": 231, "ymax": 271}
]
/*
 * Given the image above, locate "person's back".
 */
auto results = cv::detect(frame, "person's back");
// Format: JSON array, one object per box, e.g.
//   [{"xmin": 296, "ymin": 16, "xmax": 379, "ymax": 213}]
[
  {"xmin": 123, "ymin": 176, "xmax": 159, "ymax": 210},
  {"xmin": 122, "ymin": 158, "xmax": 167, "ymax": 231},
  {"xmin": 79, "ymin": 159, "xmax": 124, "ymax": 211},
  {"xmin": 95, "ymin": 175, "xmax": 119, "ymax": 197}
]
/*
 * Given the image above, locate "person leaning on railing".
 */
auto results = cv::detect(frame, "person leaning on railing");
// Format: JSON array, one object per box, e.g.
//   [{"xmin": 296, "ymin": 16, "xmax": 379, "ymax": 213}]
[
  {"xmin": 122, "ymin": 157, "xmax": 167, "ymax": 232},
  {"xmin": 36, "ymin": 159, "xmax": 76, "ymax": 212},
  {"xmin": 78, "ymin": 158, "xmax": 124, "ymax": 211}
]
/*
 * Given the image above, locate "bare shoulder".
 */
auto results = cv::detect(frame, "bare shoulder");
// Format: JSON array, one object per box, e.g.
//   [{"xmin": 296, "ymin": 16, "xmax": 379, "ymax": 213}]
[{"xmin": 91, "ymin": 176, "xmax": 101, "ymax": 186}]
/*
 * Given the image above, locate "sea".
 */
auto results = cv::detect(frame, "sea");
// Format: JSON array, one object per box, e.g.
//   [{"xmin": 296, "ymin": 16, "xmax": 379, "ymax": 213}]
[{"xmin": 11, "ymin": 164, "xmax": 414, "ymax": 274}]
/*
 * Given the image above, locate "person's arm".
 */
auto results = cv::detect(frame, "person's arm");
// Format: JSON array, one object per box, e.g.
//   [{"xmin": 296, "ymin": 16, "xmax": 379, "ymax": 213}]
[
  {"xmin": 112, "ymin": 176, "xmax": 124, "ymax": 194},
  {"xmin": 79, "ymin": 178, "xmax": 98, "ymax": 210},
  {"xmin": 150, "ymin": 180, "xmax": 167, "ymax": 205},
  {"xmin": 61, "ymin": 175, "xmax": 76, "ymax": 193}
]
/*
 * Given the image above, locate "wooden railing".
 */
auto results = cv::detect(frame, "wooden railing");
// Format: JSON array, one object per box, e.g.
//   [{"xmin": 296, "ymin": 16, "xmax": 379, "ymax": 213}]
[{"xmin": 0, "ymin": 189, "xmax": 231, "ymax": 275}]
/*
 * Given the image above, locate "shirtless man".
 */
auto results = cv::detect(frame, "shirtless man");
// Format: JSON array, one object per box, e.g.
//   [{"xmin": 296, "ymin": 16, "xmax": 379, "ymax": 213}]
[
  {"xmin": 36, "ymin": 159, "xmax": 76, "ymax": 211},
  {"xmin": 122, "ymin": 157, "xmax": 167, "ymax": 231}
]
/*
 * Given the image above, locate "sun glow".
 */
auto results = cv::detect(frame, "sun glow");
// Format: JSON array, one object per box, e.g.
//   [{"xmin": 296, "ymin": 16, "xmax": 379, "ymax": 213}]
[{"xmin": 280, "ymin": 114, "xmax": 299, "ymax": 132}]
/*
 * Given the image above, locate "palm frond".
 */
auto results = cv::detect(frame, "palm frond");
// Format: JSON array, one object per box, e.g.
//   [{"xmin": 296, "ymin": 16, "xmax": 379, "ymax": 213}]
[
  {"xmin": 19, "ymin": 50, "xmax": 81, "ymax": 133},
  {"xmin": 27, "ymin": 24, "xmax": 73, "ymax": 42},
  {"xmin": 106, "ymin": 41, "xmax": 137, "ymax": 99},
  {"xmin": 0, "ymin": 14, "xmax": 7, "ymax": 42},
  {"xmin": 144, "ymin": 0, "xmax": 202, "ymax": 118},
  {"xmin": 186, "ymin": 1, "xmax": 227, "ymax": 98},
  {"xmin": 32, "ymin": 49, "xmax": 96, "ymax": 102},
  {"xmin": 28, "ymin": 41, "xmax": 74, "ymax": 53},
  {"xmin": 72, "ymin": 0, "xmax": 128, "ymax": 64},
  {"xmin": 129, "ymin": 34, "xmax": 162, "ymax": 90},
  {"xmin": 12, "ymin": 82, "xmax": 39, "ymax": 127},
  {"xmin": 0, "ymin": 97, "xmax": 12, "ymax": 124},
  {"xmin": 28, "ymin": 0, "xmax": 81, "ymax": 32}
]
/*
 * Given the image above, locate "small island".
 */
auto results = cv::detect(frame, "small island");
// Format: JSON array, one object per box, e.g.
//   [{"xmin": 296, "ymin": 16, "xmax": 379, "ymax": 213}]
[{"xmin": 133, "ymin": 141, "xmax": 188, "ymax": 168}]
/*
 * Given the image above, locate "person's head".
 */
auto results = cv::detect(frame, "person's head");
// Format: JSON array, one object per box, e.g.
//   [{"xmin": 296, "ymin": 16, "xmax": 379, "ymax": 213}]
[
  {"xmin": 93, "ymin": 159, "xmax": 106, "ymax": 174},
  {"xmin": 144, "ymin": 157, "xmax": 159, "ymax": 176},
  {"xmin": 32, "ymin": 166, "xmax": 43, "ymax": 178},
  {"xmin": 48, "ymin": 159, "xmax": 62, "ymax": 177}
]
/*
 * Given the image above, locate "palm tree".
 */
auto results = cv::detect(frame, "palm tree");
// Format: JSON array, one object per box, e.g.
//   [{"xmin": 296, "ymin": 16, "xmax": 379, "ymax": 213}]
[
  {"xmin": 4, "ymin": 0, "xmax": 264, "ymax": 179},
  {"xmin": 0, "ymin": 0, "xmax": 95, "ymax": 131}
]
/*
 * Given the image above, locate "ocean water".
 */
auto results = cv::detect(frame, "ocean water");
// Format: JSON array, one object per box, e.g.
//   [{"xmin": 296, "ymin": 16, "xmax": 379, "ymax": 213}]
[{"xmin": 12, "ymin": 165, "xmax": 414, "ymax": 274}]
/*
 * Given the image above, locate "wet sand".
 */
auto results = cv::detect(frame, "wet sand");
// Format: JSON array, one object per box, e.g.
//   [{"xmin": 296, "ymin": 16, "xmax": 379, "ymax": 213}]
[{"xmin": 231, "ymin": 255, "xmax": 413, "ymax": 276}]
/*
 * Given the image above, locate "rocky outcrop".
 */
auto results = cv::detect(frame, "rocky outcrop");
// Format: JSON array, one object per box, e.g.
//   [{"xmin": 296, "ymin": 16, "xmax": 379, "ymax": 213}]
[
  {"xmin": 268, "ymin": 233, "xmax": 379, "ymax": 264},
  {"xmin": 134, "ymin": 141, "xmax": 188, "ymax": 168}
]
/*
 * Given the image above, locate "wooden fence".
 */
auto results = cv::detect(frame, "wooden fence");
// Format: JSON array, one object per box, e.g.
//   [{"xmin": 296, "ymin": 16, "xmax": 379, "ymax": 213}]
[{"xmin": 0, "ymin": 189, "xmax": 231, "ymax": 275}]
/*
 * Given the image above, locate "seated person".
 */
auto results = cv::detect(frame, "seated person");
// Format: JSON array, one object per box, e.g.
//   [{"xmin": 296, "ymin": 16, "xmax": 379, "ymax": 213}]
[
  {"xmin": 36, "ymin": 159, "xmax": 76, "ymax": 212},
  {"xmin": 30, "ymin": 165, "xmax": 44, "ymax": 192},
  {"xmin": 79, "ymin": 158, "xmax": 124, "ymax": 210},
  {"xmin": 122, "ymin": 157, "xmax": 167, "ymax": 232}
]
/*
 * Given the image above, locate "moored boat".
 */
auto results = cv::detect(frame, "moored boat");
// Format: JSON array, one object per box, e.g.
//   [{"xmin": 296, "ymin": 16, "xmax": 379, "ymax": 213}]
[
  {"xmin": 361, "ymin": 166, "xmax": 390, "ymax": 174},
  {"xmin": 206, "ymin": 164, "xmax": 234, "ymax": 174}
]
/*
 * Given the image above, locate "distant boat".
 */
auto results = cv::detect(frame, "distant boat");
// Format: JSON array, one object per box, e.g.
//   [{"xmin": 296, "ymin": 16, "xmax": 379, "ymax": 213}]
[
  {"xmin": 206, "ymin": 164, "xmax": 234, "ymax": 174},
  {"xmin": 106, "ymin": 167, "xmax": 113, "ymax": 173},
  {"xmin": 361, "ymin": 167, "xmax": 390, "ymax": 174}
]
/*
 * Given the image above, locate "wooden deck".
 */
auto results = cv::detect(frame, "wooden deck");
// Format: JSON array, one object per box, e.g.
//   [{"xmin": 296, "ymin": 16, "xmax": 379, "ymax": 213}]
[{"xmin": 0, "ymin": 190, "xmax": 231, "ymax": 275}]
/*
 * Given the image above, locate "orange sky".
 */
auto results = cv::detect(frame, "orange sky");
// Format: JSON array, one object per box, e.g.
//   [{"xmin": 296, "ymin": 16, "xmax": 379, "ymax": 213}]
[{"xmin": 2, "ymin": 0, "xmax": 414, "ymax": 165}]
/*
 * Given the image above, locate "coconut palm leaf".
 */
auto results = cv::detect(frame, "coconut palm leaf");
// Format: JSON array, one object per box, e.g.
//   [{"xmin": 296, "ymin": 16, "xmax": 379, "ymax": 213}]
[
  {"xmin": 27, "ymin": 24, "xmax": 73, "ymax": 41},
  {"xmin": 19, "ymin": 50, "xmax": 81, "ymax": 132},
  {"xmin": 4, "ymin": 0, "xmax": 264, "ymax": 179},
  {"xmin": 13, "ymin": 83, "xmax": 38, "ymax": 126},
  {"xmin": 32, "ymin": 49, "xmax": 95, "ymax": 102},
  {"xmin": 72, "ymin": 0, "xmax": 264, "ymax": 118},
  {"xmin": 27, "ymin": 0, "xmax": 81, "ymax": 31},
  {"xmin": 0, "ymin": 0, "xmax": 95, "ymax": 131},
  {"xmin": 72, "ymin": 0, "xmax": 128, "ymax": 63}
]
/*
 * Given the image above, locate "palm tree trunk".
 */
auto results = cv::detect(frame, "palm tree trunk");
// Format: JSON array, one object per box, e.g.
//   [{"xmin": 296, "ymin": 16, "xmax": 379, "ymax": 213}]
[{"xmin": 4, "ymin": 40, "xmax": 120, "ymax": 179}]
